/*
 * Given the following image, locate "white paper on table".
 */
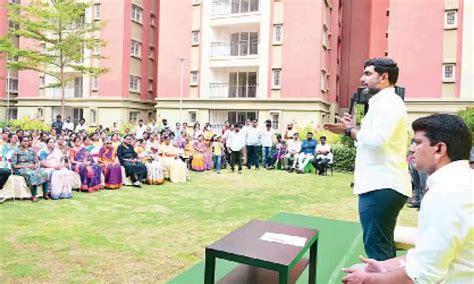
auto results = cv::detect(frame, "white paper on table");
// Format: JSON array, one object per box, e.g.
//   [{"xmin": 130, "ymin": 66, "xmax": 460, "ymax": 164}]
[{"xmin": 259, "ymin": 232, "xmax": 307, "ymax": 247}]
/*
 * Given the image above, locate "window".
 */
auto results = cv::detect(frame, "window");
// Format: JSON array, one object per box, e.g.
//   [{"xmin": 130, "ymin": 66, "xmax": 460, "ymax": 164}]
[
  {"xmin": 270, "ymin": 112, "xmax": 280, "ymax": 130},
  {"xmin": 273, "ymin": 24, "xmax": 283, "ymax": 44},
  {"xmin": 227, "ymin": 111, "xmax": 258, "ymax": 125},
  {"xmin": 150, "ymin": 14, "xmax": 156, "ymax": 26},
  {"xmin": 131, "ymin": 5, "xmax": 143, "ymax": 23},
  {"xmin": 92, "ymin": 76, "xmax": 99, "ymax": 90},
  {"xmin": 8, "ymin": 20, "xmax": 19, "ymax": 29},
  {"xmin": 445, "ymin": 10, "xmax": 457, "ymax": 29},
  {"xmin": 40, "ymin": 43, "xmax": 46, "ymax": 53},
  {"xmin": 148, "ymin": 79, "xmax": 153, "ymax": 91},
  {"xmin": 93, "ymin": 42, "xmax": 100, "ymax": 55},
  {"xmin": 321, "ymin": 70, "xmax": 328, "ymax": 91},
  {"xmin": 129, "ymin": 111, "xmax": 140, "ymax": 123},
  {"xmin": 131, "ymin": 40, "xmax": 141, "ymax": 57},
  {"xmin": 442, "ymin": 64, "xmax": 455, "ymax": 81},
  {"xmin": 190, "ymin": 71, "xmax": 198, "ymax": 85},
  {"xmin": 40, "ymin": 76, "xmax": 45, "ymax": 87},
  {"xmin": 192, "ymin": 31, "xmax": 200, "ymax": 45},
  {"xmin": 227, "ymin": 72, "xmax": 257, "ymax": 98},
  {"xmin": 129, "ymin": 75, "xmax": 141, "ymax": 91},
  {"xmin": 94, "ymin": 3, "xmax": 100, "ymax": 19},
  {"xmin": 7, "ymin": 53, "xmax": 18, "ymax": 62},
  {"xmin": 189, "ymin": 111, "xmax": 197, "ymax": 123},
  {"xmin": 272, "ymin": 69, "xmax": 281, "ymax": 88},
  {"xmin": 229, "ymin": 32, "xmax": 258, "ymax": 56},
  {"xmin": 90, "ymin": 109, "xmax": 97, "ymax": 124},
  {"xmin": 149, "ymin": 47, "xmax": 154, "ymax": 59},
  {"xmin": 322, "ymin": 28, "xmax": 328, "ymax": 47},
  {"xmin": 7, "ymin": 78, "xmax": 18, "ymax": 92}
]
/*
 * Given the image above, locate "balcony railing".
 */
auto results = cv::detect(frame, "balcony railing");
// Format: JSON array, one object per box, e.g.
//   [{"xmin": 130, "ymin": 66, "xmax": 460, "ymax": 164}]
[
  {"xmin": 49, "ymin": 87, "xmax": 83, "ymax": 98},
  {"xmin": 212, "ymin": 0, "xmax": 260, "ymax": 16},
  {"xmin": 209, "ymin": 83, "xmax": 257, "ymax": 98},
  {"xmin": 210, "ymin": 40, "xmax": 259, "ymax": 57}
]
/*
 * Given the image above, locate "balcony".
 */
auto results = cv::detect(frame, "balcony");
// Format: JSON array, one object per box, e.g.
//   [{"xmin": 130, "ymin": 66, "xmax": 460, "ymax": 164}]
[
  {"xmin": 48, "ymin": 86, "xmax": 83, "ymax": 98},
  {"xmin": 209, "ymin": 83, "xmax": 258, "ymax": 98},
  {"xmin": 210, "ymin": 39, "xmax": 258, "ymax": 57},
  {"xmin": 212, "ymin": 0, "xmax": 260, "ymax": 16}
]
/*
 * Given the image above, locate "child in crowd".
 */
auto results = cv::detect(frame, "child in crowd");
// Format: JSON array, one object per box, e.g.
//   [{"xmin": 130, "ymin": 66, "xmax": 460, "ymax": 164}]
[{"xmin": 211, "ymin": 135, "xmax": 224, "ymax": 174}]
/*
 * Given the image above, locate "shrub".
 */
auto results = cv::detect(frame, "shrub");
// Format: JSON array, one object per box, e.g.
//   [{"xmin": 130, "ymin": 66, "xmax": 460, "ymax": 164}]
[
  {"xmin": 10, "ymin": 116, "xmax": 51, "ymax": 131},
  {"xmin": 332, "ymin": 144, "xmax": 356, "ymax": 172},
  {"xmin": 120, "ymin": 122, "xmax": 135, "ymax": 135},
  {"xmin": 296, "ymin": 124, "xmax": 342, "ymax": 145},
  {"xmin": 457, "ymin": 106, "xmax": 474, "ymax": 133}
]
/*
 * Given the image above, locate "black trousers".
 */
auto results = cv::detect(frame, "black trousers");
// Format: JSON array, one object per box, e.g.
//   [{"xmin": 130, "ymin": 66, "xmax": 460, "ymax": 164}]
[
  {"xmin": 0, "ymin": 168, "xmax": 11, "ymax": 189},
  {"xmin": 358, "ymin": 189, "xmax": 407, "ymax": 260},
  {"xmin": 122, "ymin": 161, "xmax": 147, "ymax": 183},
  {"xmin": 312, "ymin": 157, "xmax": 330, "ymax": 175},
  {"xmin": 230, "ymin": 150, "xmax": 242, "ymax": 171},
  {"xmin": 246, "ymin": 145, "xmax": 259, "ymax": 169}
]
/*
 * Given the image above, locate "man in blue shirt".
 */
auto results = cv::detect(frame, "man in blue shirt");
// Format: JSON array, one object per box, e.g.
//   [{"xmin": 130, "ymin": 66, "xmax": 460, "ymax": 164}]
[{"xmin": 295, "ymin": 132, "xmax": 317, "ymax": 174}]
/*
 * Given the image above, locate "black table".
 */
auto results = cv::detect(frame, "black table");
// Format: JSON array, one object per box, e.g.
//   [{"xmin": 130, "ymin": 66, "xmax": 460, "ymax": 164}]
[{"xmin": 204, "ymin": 220, "xmax": 319, "ymax": 284}]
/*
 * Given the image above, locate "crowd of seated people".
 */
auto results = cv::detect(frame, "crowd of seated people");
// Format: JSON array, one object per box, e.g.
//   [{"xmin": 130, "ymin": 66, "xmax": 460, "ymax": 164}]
[{"xmin": 0, "ymin": 115, "xmax": 335, "ymax": 203}]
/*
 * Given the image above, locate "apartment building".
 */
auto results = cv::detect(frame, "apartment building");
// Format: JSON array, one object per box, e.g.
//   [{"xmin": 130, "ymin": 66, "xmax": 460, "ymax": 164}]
[
  {"xmin": 156, "ymin": 0, "xmax": 342, "ymax": 131},
  {"xmin": 0, "ymin": 0, "xmax": 159, "ymax": 127}
]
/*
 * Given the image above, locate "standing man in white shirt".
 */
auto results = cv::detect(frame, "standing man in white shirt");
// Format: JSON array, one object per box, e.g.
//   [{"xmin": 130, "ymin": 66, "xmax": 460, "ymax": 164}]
[
  {"xmin": 75, "ymin": 118, "xmax": 87, "ymax": 133},
  {"xmin": 226, "ymin": 124, "xmax": 245, "ymax": 174},
  {"xmin": 260, "ymin": 120, "xmax": 274, "ymax": 169},
  {"xmin": 135, "ymin": 119, "xmax": 146, "ymax": 140},
  {"xmin": 325, "ymin": 58, "xmax": 411, "ymax": 260},
  {"xmin": 245, "ymin": 119, "xmax": 261, "ymax": 170},
  {"xmin": 342, "ymin": 114, "xmax": 473, "ymax": 284}
]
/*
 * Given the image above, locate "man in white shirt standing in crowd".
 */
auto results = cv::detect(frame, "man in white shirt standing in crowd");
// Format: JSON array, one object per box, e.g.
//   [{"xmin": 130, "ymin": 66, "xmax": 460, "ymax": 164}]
[
  {"xmin": 63, "ymin": 116, "xmax": 74, "ymax": 132},
  {"xmin": 325, "ymin": 58, "xmax": 411, "ymax": 260},
  {"xmin": 343, "ymin": 114, "xmax": 473, "ymax": 284},
  {"xmin": 135, "ymin": 119, "xmax": 146, "ymax": 140},
  {"xmin": 260, "ymin": 120, "xmax": 274, "ymax": 169},
  {"xmin": 75, "ymin": 118, "xmax": 87, "ymax": 133},
  {"xmin": 245, "ymin": 119, "xmax": 261, "ymax": 170},
  {"xmin": 226, "ymin": 124, "xmax": 245, "ymax": 174}
]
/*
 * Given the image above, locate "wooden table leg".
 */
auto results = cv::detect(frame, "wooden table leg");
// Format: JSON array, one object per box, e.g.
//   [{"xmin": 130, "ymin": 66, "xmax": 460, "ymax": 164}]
[
  {"xmin": 279, "ymin": 269, "xmax": 289, "ymax": 284},
  {"xmin": 309, "ymin": 239, "xmax": 318, "ymax": 284},
  {"xmin": 204, "ymin": 249, "xmax": 216, "ymax": 284}
]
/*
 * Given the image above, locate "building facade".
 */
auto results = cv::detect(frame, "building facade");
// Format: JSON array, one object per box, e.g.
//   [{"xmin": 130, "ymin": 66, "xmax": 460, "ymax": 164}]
[
  {"xmin": 0, "ymin": 0, "xmax": 159, "ymax": 128},
  {"xmin": 1, "ymin": 0, "xmax": 472, "ymax": 131}
]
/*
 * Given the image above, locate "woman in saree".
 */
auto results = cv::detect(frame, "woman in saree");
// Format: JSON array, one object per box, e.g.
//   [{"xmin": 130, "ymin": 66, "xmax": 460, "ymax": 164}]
[
  {"xmin": 158, "ymin": 135, "xmax": 187, "ymax": 183},
  {"xmin": 2, "ymin": 133, "xmax": 18, "ymax": 168},
  {"xmin": 69, "ymin": 136, "xmax": 103, "ymax": 192},
  {"xmin": 191, "ymin": 134, "xmax": 212, "ymax": 171},
  {"xmin": 191, "ymin": 121, "xmax": 203, "ymax": 141},
  {"xmin": 11, "ymin": 136, "xmax": 50, "ymax": 202},
  {"xmin": 111, "ymin": 133, "xmax": 121, "ymax": 149},
  {"xmin": 98, "ymin": 138, "xmax": 122, "ymax": 189},
  {"xmin": 136, "ymin": 139, "xmax": 164, "ymax": 185},
  {"xmin": 38, "ymin": 137, "xmax": 74, "ymax": 199},
  {"xmin": 203, "ymin": 123, "xmax": 215, "ymax": 146}
]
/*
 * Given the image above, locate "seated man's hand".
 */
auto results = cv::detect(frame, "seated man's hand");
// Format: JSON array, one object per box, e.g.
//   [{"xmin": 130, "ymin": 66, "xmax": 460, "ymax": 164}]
[
  {"xmin": 342, "ymin": 267, "xmax": 369, "ymax": 284},
  {"xmin": 360, "ymin": 256, "xmax": 386, "ymax": 273}
]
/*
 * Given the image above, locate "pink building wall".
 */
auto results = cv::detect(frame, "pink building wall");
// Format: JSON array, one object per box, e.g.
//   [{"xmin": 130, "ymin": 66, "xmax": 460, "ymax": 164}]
[
  {"xmin": 368, "ymin": 0, "xmax": 389, "ymax": 58},
  {"xmin": 339, "ymin": 0, "xmax": 371, "ymax": 108},
  {"xmin": 328, "ymin": 0, "xmax": 342, "ymax": 104},
  {"xmin": 388, "ymin": 0, "xmax": 444, "ymax": 99},
  {"xmin": 156, "ymin": 0, "xmax": 192, "ymax": 99},
  {"xmin": 18, "ymin": 38, "xmax": 40, "ymax": 98},
  {"xmin": 0, "ymin": 0, "xmax": 7, "ymax": 99},
  {"xmin": 280, "ymin": 1, "xmax": 322, "ymax": 99},
  {"xmin": 94, "ymin": 1, "xmax": 126, "ymax": 97},
  {"xmin": 455, "ymin": 0, "xmax": 463, "ymax": 98},
  {"xmin": 141, "ymin": 0, "xmax": 151, "ymax": 101}
]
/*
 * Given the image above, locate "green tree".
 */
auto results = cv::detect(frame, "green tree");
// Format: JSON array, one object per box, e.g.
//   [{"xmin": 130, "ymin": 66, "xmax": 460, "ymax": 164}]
[{"xmin": 0, "ymin": 0, "xmax": 108, "ymax": 116}]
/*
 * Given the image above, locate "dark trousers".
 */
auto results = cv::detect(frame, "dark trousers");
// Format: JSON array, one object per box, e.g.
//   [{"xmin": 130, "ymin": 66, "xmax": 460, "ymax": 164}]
[
  {"xmin": 246, "ymin": 145, "xmax": 259, "ymax": 169},
  {"xmin": 358, "ymin": 189, "xmax": 407, "ymax": 260},
  {"xmin": 312, "ymin": 157, "xmax": 330, "ymax": 175},
  {"xmin": 0, "ymin": 168, "xmax": 11, "ymax": 189},
  {"xmin": 123, "ymin": 161, "xmax": 147, "ymax": 183},
  {"xmin": 409, "ymin": 165, "xmax": 427, "ymax": 206},
  {"xmin": 230, "ymin": 150, "xmax": 242, "ymax": 171}
]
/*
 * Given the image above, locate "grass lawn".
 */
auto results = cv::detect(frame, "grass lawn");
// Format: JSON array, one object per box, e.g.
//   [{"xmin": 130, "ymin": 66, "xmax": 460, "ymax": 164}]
[{"xmin": 0, "ymin": 169, "xmax": 418, "ymax": 283}]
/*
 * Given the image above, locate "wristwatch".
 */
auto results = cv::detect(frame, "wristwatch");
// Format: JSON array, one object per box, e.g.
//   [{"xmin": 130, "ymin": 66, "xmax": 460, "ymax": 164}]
[{"xmin": 345, "ymin": 127, "xmax": 354, "ymax": 137}]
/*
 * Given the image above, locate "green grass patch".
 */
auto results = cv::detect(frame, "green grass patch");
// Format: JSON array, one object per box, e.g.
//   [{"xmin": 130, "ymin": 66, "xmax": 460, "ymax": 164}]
[{"xmin": 0, "ymin": 169, "xmax": 418, "ymax": 283}]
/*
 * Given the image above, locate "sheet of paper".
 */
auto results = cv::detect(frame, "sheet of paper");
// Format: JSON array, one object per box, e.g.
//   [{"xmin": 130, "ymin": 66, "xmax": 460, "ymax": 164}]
[{"xmin": 259, "ymin": 232, "xmax": 307, "ymax": 247}]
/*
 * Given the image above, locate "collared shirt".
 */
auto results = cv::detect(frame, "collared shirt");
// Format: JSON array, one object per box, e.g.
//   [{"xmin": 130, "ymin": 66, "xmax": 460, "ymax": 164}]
[
  {"xmin": 301, "ymin": 139, "xmax": 317, "ymax": 155},
  {"xmin": 260, "ymin": 128, "xmax": 274, "ymax": 147},
  {"xmin": 287, "ymin": 139, "xmax": 302, "ymax": 153},
  {"xmin": 63, "ymin": 121, "xmax": 74, "ymax": 131},
  {"xmin": 245, "ymin": 127, "xmax": 261, "ymax": 146},
  {"xmin": 354, "ymin": 87, "xmax": 411, "ymax": 196},
  {"xmin": 227, "ymin": 131, "xmax": 245, "ymax": 152},
  {"xmin": 406, "ymin": 160, "xmax": 474, "ymax": 284},
  {"xmin": 135, "ymin": 125, "xmax": 146, "ymax": 139},
  {"xmin": 75, "ymin": 124, "xmax": 87, "ymax": 133},
  {"xmin": 316, "ymin": 143, "xmax": 332, "ymax": 160}
]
